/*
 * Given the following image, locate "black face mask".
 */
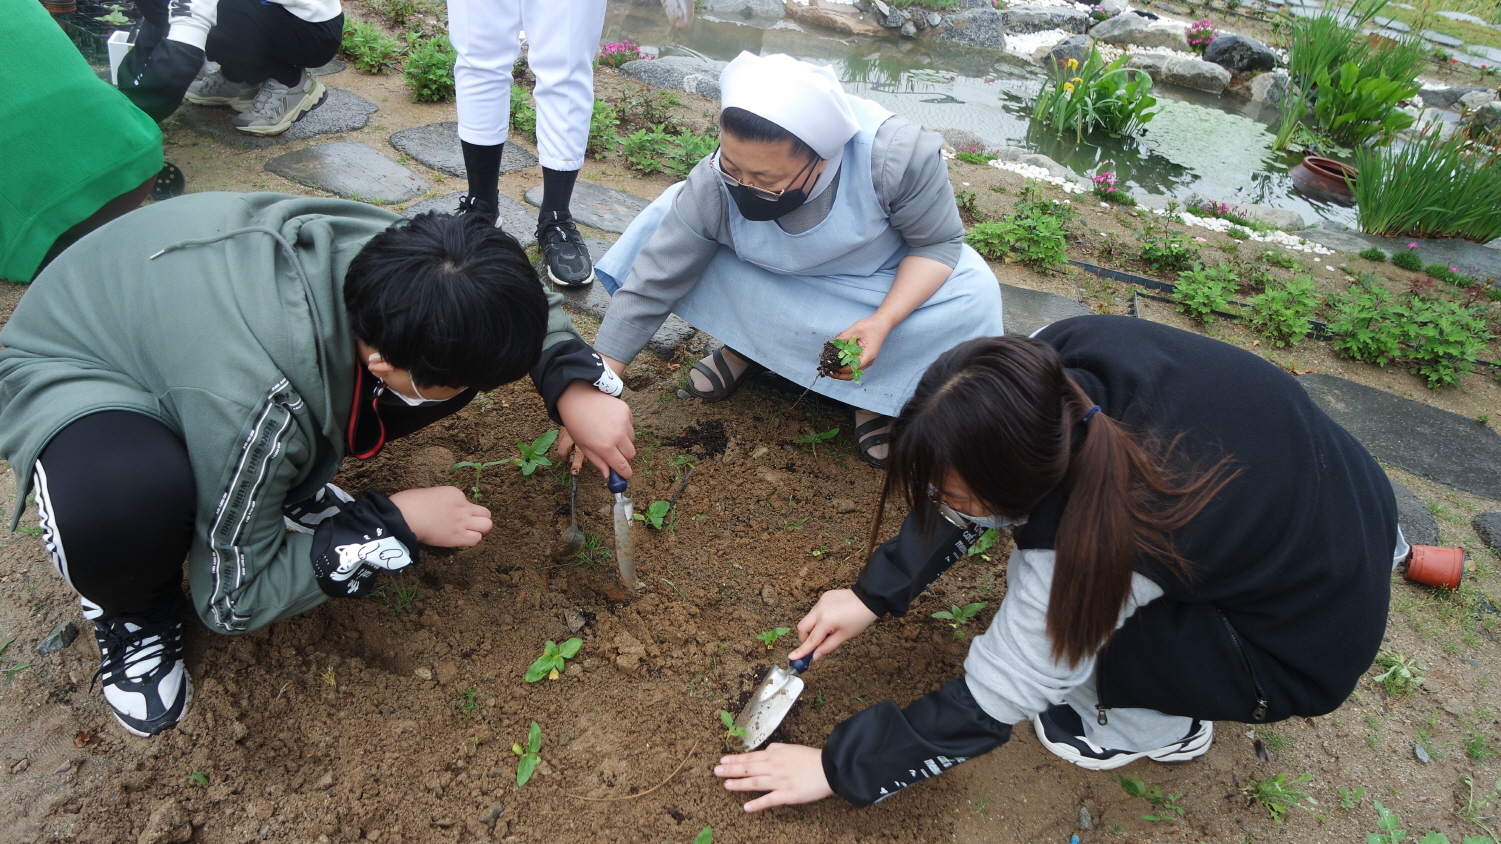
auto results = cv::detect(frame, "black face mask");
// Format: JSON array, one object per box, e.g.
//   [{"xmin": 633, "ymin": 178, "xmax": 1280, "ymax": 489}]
[{"xmin": 723, "ymin": 154, "xmax": 819, "ymax": 222}]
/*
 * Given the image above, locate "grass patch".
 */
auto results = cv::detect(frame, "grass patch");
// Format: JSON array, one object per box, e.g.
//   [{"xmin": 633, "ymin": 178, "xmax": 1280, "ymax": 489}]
[{"xmin": 1354, "ymin": 133, "xmax": 1501, "ymax": 243}]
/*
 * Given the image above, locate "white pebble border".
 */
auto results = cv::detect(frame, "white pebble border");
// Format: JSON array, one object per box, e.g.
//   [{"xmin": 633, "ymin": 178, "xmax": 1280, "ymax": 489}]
[
  {"xmin": 1166, "ymin": 209, "xmax": 1336, "ymax": 254},
  {"xmin": 1006, "ymin": 29, "xmax": 1073, "ymax": 58},
  {"xmin": 988, "ymin": 159, "xmax": 1087, "ymax": 193}
]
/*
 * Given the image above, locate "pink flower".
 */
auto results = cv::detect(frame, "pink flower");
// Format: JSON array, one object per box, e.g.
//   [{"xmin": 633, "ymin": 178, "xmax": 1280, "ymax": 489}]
[
  {"xmin": 1195, "ymin": 237, "xmax": 1207, "ymax": 242},
  {"xmin": 1407, "ymin": 242, "xmax": 1418, "ymax": 248}
]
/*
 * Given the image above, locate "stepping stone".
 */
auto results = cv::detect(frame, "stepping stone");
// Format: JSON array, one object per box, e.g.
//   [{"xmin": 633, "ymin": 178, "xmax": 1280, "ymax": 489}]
[
  {"xmin": 1438, "ymin": 10, "xmax": 1490, "ymax": 24},
  {"xmin": 389, "ymin": 122, "xmax": 539, "ymax": 178},
  {"xmin": 1421, "ymin": 29, "xmax": 1465, "ymax": 47},
  {"xmin": 178, "ymin": 88, "xmax": 378, "ymax": 150},
  {"xmin": 1292, "ymin": 229, "xmax": 1501, "ymax": 282},
  {"xmin": 1371, "ymin": 27, "xmax": 1416, "ymax": 42},
  {"xmin": 1390, "ymin": 479, "xmax": 1439, "ymax": 546},
  {"xmin": 1473, "ymin": 512, "xmax": 1501, "ymax": 550},
  {"xmin": 401, "ymin": 191, "xmax": 538, "ymax": 248},
  {"xmin": 1297, "ymin": 372, "xmax": 1501, "ymax": 500},
  {"xmin": 266, "ymin": 141, "xmax": 429, "ymax": 204},
  {"xmin": 1452, "ymin": 52, "xmax": 1491, "ymax": 68},
  {"xmin": 999, "ymin": 282, "xmax": 1093, "ymax": 337},
  {"xmin": 1465, "ymin": 44, "xmax": 1501, "ymax": 63},
  {"xmin": 524, "ymin": 182, "xmax": 650, "ymax": 234},
  {"xmin": 556, "ymin": 239, "xmax": 698, "ymax": 357},
  {"xmin": 311, "ymin": 59, "xmax": 346, "ymax": 77},
  {"xmin": 1372, "ymin": 16, "xmax": 1411, "ymax": 31}
]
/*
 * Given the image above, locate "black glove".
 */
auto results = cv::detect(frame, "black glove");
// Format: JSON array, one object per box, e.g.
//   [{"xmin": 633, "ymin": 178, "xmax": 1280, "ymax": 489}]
[
  {"xmin": 116, "ymin": 0, "xmax": 219, "ymax": 121},
  {"xmin": 309, "ymin": 493, "xmax": 421, "ymax": 598}
]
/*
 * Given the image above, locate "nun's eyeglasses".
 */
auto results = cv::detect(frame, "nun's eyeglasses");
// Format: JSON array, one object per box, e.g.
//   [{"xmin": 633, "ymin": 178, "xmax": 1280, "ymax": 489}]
[{"xmin": 712, "ymin": 148, "xmax": 818, "ymax": 201}]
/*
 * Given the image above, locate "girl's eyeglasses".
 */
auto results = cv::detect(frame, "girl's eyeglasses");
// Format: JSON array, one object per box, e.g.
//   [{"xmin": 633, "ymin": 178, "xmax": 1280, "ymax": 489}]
[{"xmin": 711, "ymin": 147, "xmax": 819, "ymax": 201}]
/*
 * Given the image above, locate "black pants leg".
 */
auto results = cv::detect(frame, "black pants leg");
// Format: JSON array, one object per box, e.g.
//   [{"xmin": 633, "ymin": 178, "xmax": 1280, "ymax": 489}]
[
  {"xmin": 206, "ymin": 0, "xmax": 344, "ymax": 86},
  {"xmin": 34, "ymin": 412, "xmax": 196, "ymax": 622}
]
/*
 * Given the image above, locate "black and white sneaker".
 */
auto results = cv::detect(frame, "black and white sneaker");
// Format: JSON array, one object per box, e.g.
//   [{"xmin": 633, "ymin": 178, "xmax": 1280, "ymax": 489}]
[
  {"xmin": 537, "ymin": 210, "xmax": 595, "ymax": 287},
  {"xmin": 89, "ymin": 599, "xmax": 191, "ymax": 737},
  {"xmin": 455, "ymin": 194, "xmax": 497, "ymax": 224},
  {"xmin": 1032, "ymin": 704, "xmax": 1212, "ymax": 771}
]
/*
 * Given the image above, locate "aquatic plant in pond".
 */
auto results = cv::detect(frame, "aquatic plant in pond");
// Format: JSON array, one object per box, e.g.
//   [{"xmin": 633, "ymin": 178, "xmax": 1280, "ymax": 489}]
[
  {"xmin": 1353, "ymin": 133, "xmax": 1501, "ymax": 243},
  {"xmin": 1033, "ymin": 49, "xmax": 1157, "ymax": 144},
  {"xmin": 1185, "ymin": 20, "xmax": 1217, "ymax": 55},
  {"xmin": 1310, "ymin": 62, "xmax": 1418, "ymax": 147}
]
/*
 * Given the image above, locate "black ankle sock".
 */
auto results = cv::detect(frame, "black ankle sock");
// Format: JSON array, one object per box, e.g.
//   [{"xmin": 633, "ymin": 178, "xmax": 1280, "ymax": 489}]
[
  {"xmin": 461, "ymin": 140, "xmax": 503, "ymax": 210},
  {"xmin": 272, "ymin": 66, "xmax": 303, "ymax": 88},
  {"xmin": 540, "ymin": 167, "xmax": 579, "ymax": 221}
]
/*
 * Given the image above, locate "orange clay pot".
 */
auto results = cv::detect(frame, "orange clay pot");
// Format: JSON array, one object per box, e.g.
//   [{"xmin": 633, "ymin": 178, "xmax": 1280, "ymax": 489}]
[{"xmin": 1403, "ymin": 545, "xmax": 1464, "ymax": 589}]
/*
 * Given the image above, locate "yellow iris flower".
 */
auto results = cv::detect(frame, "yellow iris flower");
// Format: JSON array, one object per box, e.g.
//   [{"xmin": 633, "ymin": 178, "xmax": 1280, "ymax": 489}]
[
  {"xmin": 1063, "ymin": 82, "xmax": 1075, "ymax": 93},
  {"xmin": 1069, "ymin": 77, "xmax": 1084, "ymax": 85},
  {"xmin": 1066, "ymin": 58, "xmax": 1080, "ymax": 71}
]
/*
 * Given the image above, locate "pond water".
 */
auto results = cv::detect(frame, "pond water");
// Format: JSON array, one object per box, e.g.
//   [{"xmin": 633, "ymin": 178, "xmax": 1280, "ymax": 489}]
[{"xmin": 605, "ymin": 5, "xmax": 1358, "ymax": 228}]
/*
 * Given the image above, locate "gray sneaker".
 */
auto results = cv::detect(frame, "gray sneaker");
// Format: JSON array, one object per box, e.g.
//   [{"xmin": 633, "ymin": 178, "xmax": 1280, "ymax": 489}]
[
  {"xmin": 232, "ymin": 72, "xmax": 327, "ymax": 136},
  {"xmin": 184, "ymin": 68, "xmax": 257, "ymax": 112}
]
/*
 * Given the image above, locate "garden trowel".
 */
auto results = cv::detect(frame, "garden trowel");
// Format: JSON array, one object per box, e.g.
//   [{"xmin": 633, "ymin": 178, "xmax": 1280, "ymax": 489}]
[
  {"xmin": 733, "ymin": 654, "xmax": 812, "ymax": 750},
  {"xmin": 608, "ymin": 469, "xmax": 636, "ymax": 591}
]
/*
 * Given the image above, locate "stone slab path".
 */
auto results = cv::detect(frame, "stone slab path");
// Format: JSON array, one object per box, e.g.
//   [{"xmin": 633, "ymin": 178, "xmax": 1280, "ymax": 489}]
[
  {"xmin": 389, "ymin": 122, "xmax": 539, "ymax": 178},
  {"xmin": 1298, "ymin": 372, "xmax": 1501, "ymax": 499},
  {"xmin": 1391, "ymin": 478, "xmax": 1440, "ymax": 545},
  {"xmin": 401, "ymin": 192, "xmax": 539, "ymax": 248},
  {"xmin": 265, "ymin": 142, "xmax": 428, "ymax": 204},
  {"xmin": 524, "ymin": 182, "xmax": 649, "ymax": 234},
  {"xmin": 999, "ymin": 282, "xmax": 1094, "ymax": 337},
  {"xmin": 179, "ymin": 88, "xmax": 377, "ymax": 150},
  {"xmin": 1294, "ymin": 227, "xmax": 1501, "ymax": 281},
  {"xmin": 311, "ymin": 59, "xmax": 346, "ymax": 77}
]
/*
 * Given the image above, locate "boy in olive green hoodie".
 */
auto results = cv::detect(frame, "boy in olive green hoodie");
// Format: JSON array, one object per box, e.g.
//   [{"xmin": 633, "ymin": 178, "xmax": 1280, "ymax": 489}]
[{"xmin": 0, "ymin": 192, "xmax": 635, "ymax": 737}]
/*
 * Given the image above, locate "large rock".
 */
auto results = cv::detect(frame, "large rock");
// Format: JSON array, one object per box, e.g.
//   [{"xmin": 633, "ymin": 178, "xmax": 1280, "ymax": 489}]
[
  {"xmin": 1038, "ymin": 34, "xmax": 1095, "ymax": 68},
  {"xmin": 785, "ymin": 0, "xmax": 886, "ymax": 36},
  {"xmin": 1250, "ymin": 69, "xmax": 1289, "ymax": 105},
  {"xmin": 620, "ymin": 56, "xmax": 725, "ymax": 98},
  {"xmin": 1240, "ymin": 204, "xmax": 1305, "ymax": 230},
  {"xmin": 1099, "ymin": 0, "xmax": 1129, "ymax": 14},
  {"xmin": 1126, "ymin": 54, "xmax": 1231, "ymax": 94},
  {"xmin": 932, "ymin": 126, "xmax": 986, "ymax": 150},
  {"xmin": 933, "ymin": 8, "xmax": 1006, "ymax": 51},
  {"xmin": 702, "ymin": 0, "xmax": 784, "ymax": 21},
  {"xmin": 1089, "ymin": 10, "xmax": 1152, "ymax": 43},
  {"xmin": 1473, "ymin": 101, "xmax": 1501, "ymax": 137},
  {"xmin": 389, "ymin": 122, "xmax": 537, "ymax": 178},
  {"xmin": 1133, "ymin": 22, "xmax": 1193, "ymax": 51},
  {"xmin": 1203, "ymin": 33, "xmax": 1278, "ymax": 74},
  {"xmin": 265, "ymin": 142, "xmax": 428, "ymax": 204},
  {"xmin": 1003, "ymin": 4, "xmax": 1089, "ymax": 33},
  {"xmin": 1472, "ymin": 512, "xmax": 1501, "ymax": 551},
  {"xmin": 1418, "ymin": 86, "xmax": 1489, "ymax": 110}
]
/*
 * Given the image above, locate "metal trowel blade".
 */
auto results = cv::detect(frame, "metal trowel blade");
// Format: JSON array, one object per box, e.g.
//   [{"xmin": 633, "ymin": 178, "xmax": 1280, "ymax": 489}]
[{"xmin": 733, "ymin": 665, "xmax": 805, "ymax": 750}]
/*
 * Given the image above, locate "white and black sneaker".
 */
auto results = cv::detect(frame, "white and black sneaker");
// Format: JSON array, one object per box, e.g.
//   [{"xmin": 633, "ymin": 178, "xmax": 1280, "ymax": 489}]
[
  {"xmin": 537, "ymin": 211, "xmax": 596, "ymax": 287},
  {"xmin": 455, "ymin": 194, "xmax": 497, "ymax": 224},
  {"xmin": 1032, "ymin": 704, "xmax": 1212, "ymax": 771},
  {"xmin": 89, "ymin": 599, "xmax": 191, "ymax": 737}
]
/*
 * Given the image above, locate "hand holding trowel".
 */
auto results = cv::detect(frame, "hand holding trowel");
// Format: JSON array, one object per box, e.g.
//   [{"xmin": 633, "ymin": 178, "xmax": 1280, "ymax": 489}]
[{"xmin": 608, "ymin": 468, "xmax": 636, "ymax": 591}]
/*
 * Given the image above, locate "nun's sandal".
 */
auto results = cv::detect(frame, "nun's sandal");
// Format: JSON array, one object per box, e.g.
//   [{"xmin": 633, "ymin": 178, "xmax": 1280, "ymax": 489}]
[
  {"xmin": 684, "ymin": 347, "xmax": 764, "ymax": 402},
  {"xmin": 854, "ymin": 413, "xmax": 892, "ymax": 470}
]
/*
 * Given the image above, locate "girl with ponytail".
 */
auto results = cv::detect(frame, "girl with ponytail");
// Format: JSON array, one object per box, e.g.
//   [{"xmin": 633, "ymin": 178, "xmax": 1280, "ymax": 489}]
[{"xmin": 713, "ymin": 316, "xmax": 1403, "ymax": 811}]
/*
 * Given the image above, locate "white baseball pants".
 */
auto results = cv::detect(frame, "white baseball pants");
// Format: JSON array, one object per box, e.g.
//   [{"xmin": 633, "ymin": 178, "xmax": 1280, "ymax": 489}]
[{"xmin": 448, "ymin": 0, "xmax": 607, "ymax": 171}]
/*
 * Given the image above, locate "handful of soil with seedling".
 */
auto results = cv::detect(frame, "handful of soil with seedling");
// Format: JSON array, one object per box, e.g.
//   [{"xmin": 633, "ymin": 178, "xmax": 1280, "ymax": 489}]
[{"xmin": 818, "ymin": 338, "xmax": 866, "ymax": 384}]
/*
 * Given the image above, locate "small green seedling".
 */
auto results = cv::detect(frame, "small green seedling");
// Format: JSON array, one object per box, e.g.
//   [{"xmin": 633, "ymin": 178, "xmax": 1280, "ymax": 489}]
[
  {"xmin": 1373, "ymin": 652, "xmax": 1426, "ymax": 697},
  {"xmin": 932, "ymin": 602, "xmax": 988, "ymax": 639},
  {"xmin": 756, "ymin": 628, "xmax": 791, "ymax": 650},
  {"xmin": 1340, "ymin": 786, "xmax": 1367, "ymax": 809},
  {"xmin": 0, "ymin": 637, "xmax": 33, "ymax": 684},
  {"xmin": 1119, "ymin": 774, "xmax": 1185, "ymax": 821},
  {"xmin": 455, "ymin": 688, "xmax": 479, "ymax": 718},
  {"xmin": 514, "ymin": 430, "xmax": 559, "ymax": 476},
  {"xmin": 187, "ymin": 770, "xmax": 210, "ymax": 787},
  {"xmin": 829, "ymin": 338, "xmax": 866, "ymax": 383},
  {"xmin": 794, "ymin": 427, "xmax": 839, "ymax": 457},
  {"xmin": 720, "ymin": 710, "xmax": 747, "ymax": 741},
  {"xmin": 634, "ymin": 500, "xmax": 673, "ymax": 530},
  {"xmin": 968, "ymin": 528, "xmax": 1000, "ymax": 558},
  {"xmin": 512, "ymin": 721, "xmax": 542, "ymax": 787},
  {"xmin": 693, "ymin": 826, "xmax": 714, "ymax": 844},
  {"xmin": 1241, "ymin": 772, "xmax": 1316, "ymax": 822},
  {"xmin": 525, "ymin": 638, "xmax": 583, "ymax": 682},
  {"xmin": 450, "ymin": 460, "xmax": 505, "ymax": 500}
]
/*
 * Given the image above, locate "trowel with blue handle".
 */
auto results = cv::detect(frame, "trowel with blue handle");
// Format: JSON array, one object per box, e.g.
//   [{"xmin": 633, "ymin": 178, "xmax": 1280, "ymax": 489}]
[
  {"xmin": 608, "ymin": 469, "xmax": 636, "ymax": 591},
  {"xmin": 733, "ymin": 654, "xmax": 813, "ymax": 750}
]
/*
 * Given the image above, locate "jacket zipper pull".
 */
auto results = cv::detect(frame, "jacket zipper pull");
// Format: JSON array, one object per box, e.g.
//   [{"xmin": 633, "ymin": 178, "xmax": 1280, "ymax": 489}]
[
  {"xmin": 1096, "ymin": 704, "xmax": 1109, "ymax": 726},
  {"xmin": 1252, "ymin": 699, "xmax": 1268, "ymax": 722}
]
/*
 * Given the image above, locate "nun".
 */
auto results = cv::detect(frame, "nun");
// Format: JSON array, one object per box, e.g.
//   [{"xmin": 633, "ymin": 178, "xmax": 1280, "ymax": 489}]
[{"xmin": 589, "ymin": 52, "xmax": 1005, "ymax": 468}]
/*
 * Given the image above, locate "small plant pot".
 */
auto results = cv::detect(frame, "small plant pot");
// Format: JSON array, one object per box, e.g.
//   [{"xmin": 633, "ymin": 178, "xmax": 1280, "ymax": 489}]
[
  {"xmin": 1290, "ymin": 155, "xmax": 1358, "ymax": 204},
  {"xmin": 1401, "ymin": 544, "xmax": 1464, "ymax": 589}
]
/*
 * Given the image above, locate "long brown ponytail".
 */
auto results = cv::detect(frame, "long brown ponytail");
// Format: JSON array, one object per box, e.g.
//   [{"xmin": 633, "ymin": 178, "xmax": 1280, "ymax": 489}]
[{"xmin": 872, "ymin": 335, "xmax": 1240, "ymax": 666}]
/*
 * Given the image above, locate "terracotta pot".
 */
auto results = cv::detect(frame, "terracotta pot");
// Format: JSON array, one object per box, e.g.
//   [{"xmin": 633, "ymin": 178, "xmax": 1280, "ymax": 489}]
[
  {"xmin": 1290, "ymin": 155, "xmax": 1358, "ymax": 203},
  {"xmin": 1403, "ymin": 544, "xmax": 1464, "ymax": 589},
  {"xmin": 40, "ymin": 0, "xmax": 77, "ymax": 14}
]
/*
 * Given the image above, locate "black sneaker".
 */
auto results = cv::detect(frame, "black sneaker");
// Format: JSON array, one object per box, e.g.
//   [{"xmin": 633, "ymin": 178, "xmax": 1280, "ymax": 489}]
[
  {"xmin": 88, "ymin": 598, "xmax": 191, "ymax": 737},
  {"xmin": 456, "ymin": 194, "xmax": 498, "ymax": 225},
  {"xmin": 537, "ymin": 210, "xmax": 595, "ymax": 287},
  {"xmin": 1032, "ymin": 704, "xmax": 1212, "ymax": 771}
]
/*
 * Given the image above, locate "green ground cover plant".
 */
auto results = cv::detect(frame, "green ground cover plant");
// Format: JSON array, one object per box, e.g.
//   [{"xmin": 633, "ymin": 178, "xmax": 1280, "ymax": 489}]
[
  {"xmin": 634, "ymin": 500, "xmax": 673, "ymax": 529},
  {"xmin": 1033, "ymin": 48, "xmax": 1156, "ymax": 142},
  {"xmin": 402, "ymin": 34, "xmax": 455, "ymax": 102},
  {"xmin": 1372, "ymin": 651, "xmax": 1426, "ymax": 696},
  {"xmin": 1248, "ymin": 274, "xmax": 1318, "ymax": 346},
  {"xmin": 342, "ymin": 20, "xmax": 403, "ymax": 73},
  {"xmin": 1174, "ymin": 263, "xmax": 1240, "ymax": 322},
  {"xmin": 1119, "ymin": 774, "xmax": 1185, "ymax": 821},
  {"xmin": 1241, "ymin": 772, "xmax": 1317, "ymax": 821},
  {"xmin": 964, "ymin": 196, "xmax": 1077, "ymax": 269},
  {"xmin": 620, "ymin": 124, "xmax": 719, "ymax": 177},
  {"xmin": 510, "ymin": 85, "xmax": 536, "ymax": 134},
  {"xmin": 1360, "ymin": 247, "xmax": 1389, "ymax": 262},
  {"xmin": 1392, "ymin": 246, "xmax": 1426, "ymax": 271},
  {"xmin": 1354, "ymin": 133, "xmax": 1501, "ymax": 242},
  {"xmin": 1137, "ymin": 231, "xmax": 1200, "ymax": 274}
]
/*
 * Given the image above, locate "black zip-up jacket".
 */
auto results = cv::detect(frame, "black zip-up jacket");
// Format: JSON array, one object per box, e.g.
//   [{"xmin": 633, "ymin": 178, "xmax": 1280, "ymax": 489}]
[{"xmin": 821, "ymin": 316, "xmax": 1397, "ymax": 807}]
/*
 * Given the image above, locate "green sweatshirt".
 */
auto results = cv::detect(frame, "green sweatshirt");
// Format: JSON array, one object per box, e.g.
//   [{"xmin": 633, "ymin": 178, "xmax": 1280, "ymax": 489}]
[
  {"xmin": 1, "ymin": 0, "xmax": 163, "ymax": 283},
  {"xmin": 0, "ymin": 192, "xmax": 587, "ymax": 633}
]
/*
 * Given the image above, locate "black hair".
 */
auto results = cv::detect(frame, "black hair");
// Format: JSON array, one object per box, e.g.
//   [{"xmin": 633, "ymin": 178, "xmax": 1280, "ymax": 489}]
[
  {"xmin": 343, "ymin": 211, "xmax": 548, "ymax": 392},
  {"xmin": 719, "ymin": 106, "xmax": 818, "ymax": 162}
]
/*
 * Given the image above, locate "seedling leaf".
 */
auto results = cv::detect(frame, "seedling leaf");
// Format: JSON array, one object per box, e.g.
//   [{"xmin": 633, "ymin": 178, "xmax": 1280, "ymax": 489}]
[
  {"xmin": 694, "ymin": 827, "xmax": 714, "ymax": 844},
  {"xmin": 830, "ymin": 338, "xmax": 866, "ymax": 383}
]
